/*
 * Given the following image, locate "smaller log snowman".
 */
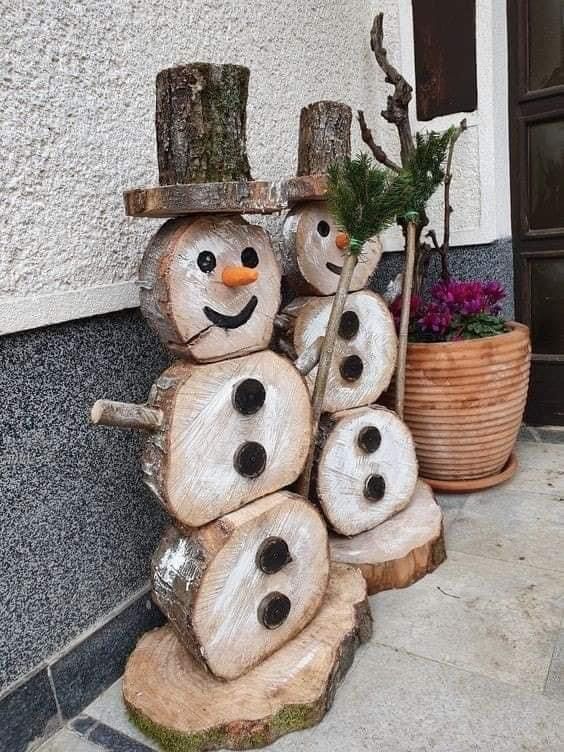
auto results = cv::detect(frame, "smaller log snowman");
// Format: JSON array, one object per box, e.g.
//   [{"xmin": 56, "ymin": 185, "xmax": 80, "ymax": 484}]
[
  {"xmin": 280, "ymin": 102, "xmax": 445, "ymax": 594},
  {"xmin": 91, "ymin": 65, "xmax": 370, "ymax": 751}
]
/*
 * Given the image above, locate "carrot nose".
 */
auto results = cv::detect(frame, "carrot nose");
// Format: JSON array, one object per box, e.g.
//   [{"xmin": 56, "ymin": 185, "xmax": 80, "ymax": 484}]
[{"xmin": 222, "ymin": 266, "xmax": 259, "ymax": 287}]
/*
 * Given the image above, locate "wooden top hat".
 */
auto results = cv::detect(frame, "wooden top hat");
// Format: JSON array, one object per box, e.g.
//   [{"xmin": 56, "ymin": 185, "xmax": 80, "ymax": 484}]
[{"xmin": 124, "ymin": 65, "xmax": 332, "ymax": 217}]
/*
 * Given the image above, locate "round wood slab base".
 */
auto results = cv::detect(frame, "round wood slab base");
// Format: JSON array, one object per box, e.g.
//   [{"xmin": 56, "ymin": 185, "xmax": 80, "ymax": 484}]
[
  {"xmin": 420, "ymin": 452, "xmax": 518, "ymax": 494},
  {"xmin": 330, "ymin": 481, "xmax": 445, "ymax": 595},
  {"xmin": 123, "ymin": 565, "xmax": 372, "ymax": 752}
]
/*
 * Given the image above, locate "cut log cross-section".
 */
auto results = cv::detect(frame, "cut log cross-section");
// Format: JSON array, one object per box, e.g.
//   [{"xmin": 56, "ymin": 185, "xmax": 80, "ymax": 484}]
[
  {"xmin": 152, "ymin": 491, "xmax": 330, "ymax": 681},
  {"xmin": 314, "ymin": 405, "xmax": 418, "ymax": 536},
  {"xmin": 283, "ymin": 290, "xmax": 397, "ymax": 413},
  {"xmin": 283, "ymin": 203, "xmax": 384, "ymax": 297},
  {"xmin": 156, "ymin": 63, "xmax": 252, "ymax": 186},
  {"xmin": 139, "ymin": 215, "xmax": 281, "ymax": 362},
  {"xmin": 90, "ymin": 351, "xmax": 313, "ymax": 528},
  {"xmin": 124, "ymin": 564, "xmax": 372, "ymax": 752},
  {"xmin": 330, "ymin": 480, "xmax": 445, "ymax": 594}
]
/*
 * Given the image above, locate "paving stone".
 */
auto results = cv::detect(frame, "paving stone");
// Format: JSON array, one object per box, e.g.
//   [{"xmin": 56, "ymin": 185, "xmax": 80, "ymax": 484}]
[
  {"xmin": 36, "ymin": 728, "xmax": 100, "ymax": 752},
  {"xmin": 537, "ymin": 427, "xmax": 564, "ymax": 445},
  {"xmin": 545, "ymin": 627, "xmax": 564, "ymax": 700},
  {"xmin": 513, "ymin": 443, "xmax": 564, "ymax": 496},
  {"xmin": 447, "ymin": 489, "xmax": 564, "ymax": 572},
  {"xmin": 371, "ymin": 550, "xmax": 563, "ymax": 691},
  {"xmin": 85, "ymin": 680, "xmax": 158, "ymax": 749}
]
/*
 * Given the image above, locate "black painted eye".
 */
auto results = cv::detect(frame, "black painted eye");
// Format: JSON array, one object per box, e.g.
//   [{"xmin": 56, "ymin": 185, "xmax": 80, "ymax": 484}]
[
  {"xmin": 339, "ymin": 311, "xmax": 360, "ymax": 340},
  {"xmin": 241, "ymin": 247, "xmax": 259, "ymax": 268},
  {"xmin": 340, "ymin": 355, "xmax": 364, "ymax": 382},
  {"xmin": 317, "ymin": 220, "xmax": 330, "ymax": 237},
  {"xmin": 197, "ymin": 251, "xmax": 216, "ymax": 273},
  {"xmin": 357, "ymin": 426, "xmax": 382, "ymax": 454},
  {"xmin": 364, "ymin": 474, "xmax": 386, "ymax": 501}
]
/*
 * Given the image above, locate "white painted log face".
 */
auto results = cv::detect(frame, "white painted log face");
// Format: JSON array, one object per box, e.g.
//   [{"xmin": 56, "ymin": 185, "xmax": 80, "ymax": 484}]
[
  {"xmin": 143, "ymin": 350, "xmax": 313, "ymax": 527},
  {"xmin": 152, "ymin": 491, "xmax": 330, "ymax": 681},
  {"xmin": 290, "ymin": 290, "xmax": 397, "ymax": 413},
  {"xmin": 283, "ymin": 201, "xmax": 383, "ymax": 296},
  {"xmin": 330, "ymin": 481, "xmax": 445, "ymax": 594},
  {"xmin": 139, "ymin": 215, "xmax": 281, "ymax": 362},
  {"xmin": 124, "ymin": 565, "xmax": 371, "ymax": 750},
  {"xmin": 316, "ymin": 406, "xmax": 418, "ymax": 536}
]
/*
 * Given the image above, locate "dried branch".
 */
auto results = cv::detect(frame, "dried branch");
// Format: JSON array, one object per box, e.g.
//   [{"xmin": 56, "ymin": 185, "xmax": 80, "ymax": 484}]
[
  {"xmin": 357, "ymin": 110, "xmax": 401, "ymax": 172},
  {"xmin": 442, "ymin": 118, "xmax": 467, "ymax": 257},
  {"xmin": 370, "ymin": 12, "xmax": 414, "ymax": 164}
]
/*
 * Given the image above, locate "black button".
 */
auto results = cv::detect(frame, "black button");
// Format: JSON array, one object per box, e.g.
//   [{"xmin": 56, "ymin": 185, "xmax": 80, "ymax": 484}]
[
  {"xmin": 364, "ymin": 474, "xmax": 386, "ymax": 501},
  {"xmin": 233, "ymin": 379, "xmax": 266, "ymax": 415},
  {"xmin": 256, "ymin": 537, "xmax": 292, "ymax": 574},
  {"xmin": 340, "ymin": 354, "xmax": 364, "ymax": 381},
  {"xmin": 338, "ymin": 310, "xmax": 360, "ymax": 340},
  {"xmin": 241, "ymin": 247, "xmax": 259, "ymax": 268},
  {"xmin": 357, "ymin": 426, "xmax": 382, "ymax": 453},
  {"xmin": 257, "ymin": 592, "xmax": 291, "ymax": 629},
  {"xmin": 233, "ymin": 441, "xmax": 267, "ymax": 478},
  {"xmin": 197, "ymin": 251, "xmax": 216, "ymax": 273}
]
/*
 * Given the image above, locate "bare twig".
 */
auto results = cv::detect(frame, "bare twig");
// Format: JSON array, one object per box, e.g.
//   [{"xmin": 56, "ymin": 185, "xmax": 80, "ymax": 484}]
[
  {"xmin": 357, "ymin": 110, "xmax": 401, "ymax": 172},
  {"xmin": 370, "ymin": 12, "xmax": 414, "ymax": 163},
  {"xmin": 442, "ymin": 118, "xmax": 467, "ymax": 259}
]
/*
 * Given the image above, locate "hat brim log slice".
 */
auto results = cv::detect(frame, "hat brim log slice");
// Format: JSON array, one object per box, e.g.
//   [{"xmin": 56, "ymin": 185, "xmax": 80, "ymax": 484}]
[{"xmin": 124, "ymin": 564, "xmax": 372, "ymax": 752}]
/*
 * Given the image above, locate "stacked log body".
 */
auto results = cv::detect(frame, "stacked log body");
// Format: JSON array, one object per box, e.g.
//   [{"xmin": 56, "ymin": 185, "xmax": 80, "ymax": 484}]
[
  {"xmin": 90, "ymin": 66, "xmax": 370, "ymax": 752},
  {"xmin": 280, "ymin": 101, "xmax": 445, "ymax": 594}
]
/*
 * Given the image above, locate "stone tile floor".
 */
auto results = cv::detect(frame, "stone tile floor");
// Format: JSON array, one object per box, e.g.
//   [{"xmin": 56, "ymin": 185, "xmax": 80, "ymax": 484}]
[{"xmin": 38, "ymin": 434, "xmax": 564, "ymax": 752}]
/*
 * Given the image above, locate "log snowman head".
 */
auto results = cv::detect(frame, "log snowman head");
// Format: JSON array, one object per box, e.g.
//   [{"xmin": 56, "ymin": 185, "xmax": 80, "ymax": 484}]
[{"xmin": 140, "ymin": 214, "xmax": 281, "ymax": 362}]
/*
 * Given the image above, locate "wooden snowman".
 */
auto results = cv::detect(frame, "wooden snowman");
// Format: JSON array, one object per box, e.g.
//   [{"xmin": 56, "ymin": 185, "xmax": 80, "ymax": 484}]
[
  {"xmin": 280, "ymin": 101, "xmax": 445, "ymax": 594},
  {"xmin": 90, "ymin": 65, "xmax": 370, "ymax": 751}
]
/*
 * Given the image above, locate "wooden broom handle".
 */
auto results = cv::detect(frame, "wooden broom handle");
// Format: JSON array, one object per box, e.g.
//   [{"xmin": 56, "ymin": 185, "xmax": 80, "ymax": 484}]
[{"xmin": 395, "ymin": 220, "xmax": 417, "ymax": 420}]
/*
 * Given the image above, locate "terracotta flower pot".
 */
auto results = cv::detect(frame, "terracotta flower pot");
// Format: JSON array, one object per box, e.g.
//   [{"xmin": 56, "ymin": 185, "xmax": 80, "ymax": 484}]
[{"xmin": 402, "ymin": 322, "xmax": 531, "ymax": 492}]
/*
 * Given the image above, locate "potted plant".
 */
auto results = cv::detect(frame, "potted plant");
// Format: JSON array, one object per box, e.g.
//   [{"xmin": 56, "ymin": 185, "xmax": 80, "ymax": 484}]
[
  {"xmin": 388, "ymin": 282, "xmax": 530, "ymax": 491},
  {"xmin": 359, "ymin": 13, "xmax": 531, "ymax": 491}
]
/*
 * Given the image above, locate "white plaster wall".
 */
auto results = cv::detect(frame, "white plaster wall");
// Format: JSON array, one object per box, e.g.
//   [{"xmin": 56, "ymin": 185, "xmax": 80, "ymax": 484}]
[
  {"xmin": 1, "ymin": 0, "xmax": 382, "ymax": 332},
  {"xmin": 369, "ymin": 0, "xmax": 512, "ymax": 252},
  {"xmin": 1, "ymin": 0, "xmax": 512, "ymax": 333}
]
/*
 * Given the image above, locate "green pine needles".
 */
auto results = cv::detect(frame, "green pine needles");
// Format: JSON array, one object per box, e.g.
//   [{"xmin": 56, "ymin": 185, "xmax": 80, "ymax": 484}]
[
  {"xmin": 402, "ymin": 128, "xmax": 454, "ymax": 218},
  {"xmin": 327, "ymin": 153, "xmax": 409, "ymax": 254}
]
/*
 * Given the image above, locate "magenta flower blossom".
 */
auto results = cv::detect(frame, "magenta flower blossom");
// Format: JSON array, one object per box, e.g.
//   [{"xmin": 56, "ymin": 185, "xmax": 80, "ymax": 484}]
[{"xmin": 390, "ymin": 279, "xmax": 507, "ymax": 342}]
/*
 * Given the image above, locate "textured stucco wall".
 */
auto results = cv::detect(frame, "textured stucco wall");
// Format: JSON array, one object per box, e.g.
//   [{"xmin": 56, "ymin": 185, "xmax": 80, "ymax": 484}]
[{"xmin": 1, "ymin": 1, "xmax": 381, "ymax": 319}]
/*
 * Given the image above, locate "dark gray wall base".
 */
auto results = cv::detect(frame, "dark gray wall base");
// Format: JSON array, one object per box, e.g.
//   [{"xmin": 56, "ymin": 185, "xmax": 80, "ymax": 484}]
[
  {"xmin": 2, "ymin": 310, "xmax": 169, "ymax": 693},
  {"xmin": 370, "ymin": 238, "xmax": 515, "ymax": 319},
  {"xmin": 0, "ymin": 587, "xmax": 164, "ymax": 752}
]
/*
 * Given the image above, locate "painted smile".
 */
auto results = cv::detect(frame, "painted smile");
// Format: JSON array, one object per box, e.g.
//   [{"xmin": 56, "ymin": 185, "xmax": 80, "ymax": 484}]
[
  {"xmin": 326, "ymin": 262, "xmax": 343, "ymax": 276},
  {"xmin": 203, "ymin": 296, "xmax": 258, "ymax": 329}
]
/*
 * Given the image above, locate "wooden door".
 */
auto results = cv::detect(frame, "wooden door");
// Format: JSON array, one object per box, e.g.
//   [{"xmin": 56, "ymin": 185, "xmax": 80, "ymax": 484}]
[{"xmin": 508, "ymin": 0, "xmax": 564, "ymax": 425}]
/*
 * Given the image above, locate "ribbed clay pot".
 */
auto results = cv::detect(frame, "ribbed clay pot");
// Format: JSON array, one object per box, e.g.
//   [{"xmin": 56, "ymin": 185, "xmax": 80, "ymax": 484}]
[{"xmin": 402, "ymin": 322, "xmax": 531, "ymax": 492}]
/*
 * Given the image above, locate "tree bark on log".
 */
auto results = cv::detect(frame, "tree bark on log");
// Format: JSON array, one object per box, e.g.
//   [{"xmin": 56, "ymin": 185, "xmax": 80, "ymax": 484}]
[
  {"xmin": 156, "ymin": 63, "xmax": 252, "ymax": 185},
  {"xmin": 152, "ymin": 491, "xmax": 329, "ymax": 681},
  {"xmin": 313, "ymin": 405, "xmax": 418, "ymax": 536},
  {"xmin": 330, "ymin": 480, "xmax": 445, "ymax": 594},
  {"xmin": 91, "ymin": 352, "xmax": 313, "ymax": 528},
  {"xmin": 124, "ymin": 565, "xmax": 372, "ymax": 752},
  {"xmin": 297, "ymin": 101, "xmax": 352, "ymax": 176}
]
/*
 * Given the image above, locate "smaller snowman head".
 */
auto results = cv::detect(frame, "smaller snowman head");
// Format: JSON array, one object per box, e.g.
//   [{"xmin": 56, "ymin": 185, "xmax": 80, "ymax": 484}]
[
  {"xmin": 317, "ymin": 405, "xmax": 418, "ymax": 536},
  {"xmin": 283, "ymin": 201, "xmax": 383, "ymax": 296},
  {"xmin": 140, "ymin": 215, "xmax": 281, "ymax": 362}
]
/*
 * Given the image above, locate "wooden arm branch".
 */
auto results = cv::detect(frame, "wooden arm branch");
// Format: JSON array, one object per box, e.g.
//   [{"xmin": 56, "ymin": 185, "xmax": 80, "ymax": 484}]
[
  {"xmin": 90, "ymin": 400, "xmax": 164, "ymax": 431},
  {"xmin": 370, "ymin": 12, "xmax": 414, "ymax": 164},
  {"xmin": 294, "ymin": 336, "xmax": 323, "ymax": 376},
  {"xmin": 357, "ymin": 111, "xmax": 401, "ymax": 173}
]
